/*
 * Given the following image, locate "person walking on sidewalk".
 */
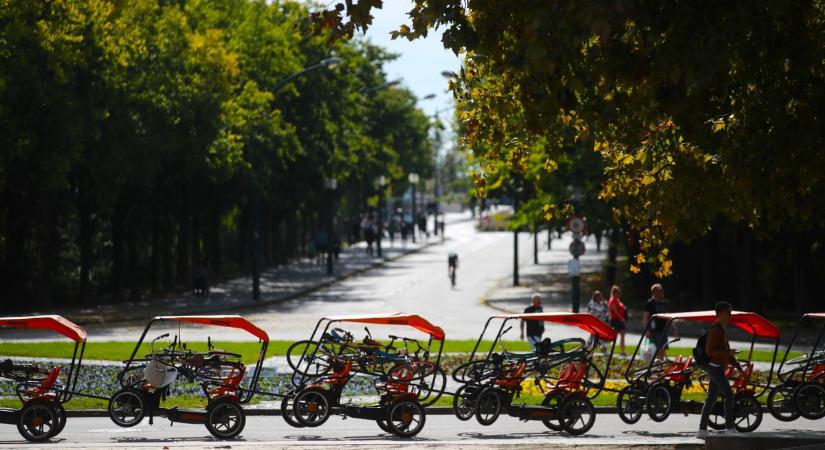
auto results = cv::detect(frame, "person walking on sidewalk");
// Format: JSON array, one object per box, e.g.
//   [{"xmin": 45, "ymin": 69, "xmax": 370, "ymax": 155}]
[
  {"xmin": 643, "ymin": 283, "xmax": 678, "ymax": 360},
  {"xmin": 587, "ymin": 290, "xmax": 609, "ymax": 352},
  {"xmin": 608, "ymin": 286, "xmax": 627, "ymax": 355},
  {"xmin": 520, "ymin": 294, "xmax": 544, "ymax": 351},
  {"xmin": 697, "ymin": 301, "xmax": 742, "ymax": 438}
]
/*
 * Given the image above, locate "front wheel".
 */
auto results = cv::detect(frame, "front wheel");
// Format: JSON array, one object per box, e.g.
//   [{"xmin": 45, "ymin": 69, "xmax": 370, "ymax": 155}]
[
  {"xmin": 559, "ymin": 394, "xmax": 596, "ymax": 436},
  {"xmin": 795, "ymin": 381, "xmax": 825, "ymax": 420},
  {"xmin": 206, "ymin": 399, "xmax": 246, "ymax": 439},
  {"xmin": 17, "ymin": 402, "xmax": 58, "ymax": 442},
  {"xmin": 386, "ymin": 399, "xmax": 426, "ymax": 437},
  {"xmin": 768, "ymin": 384, "xmax": 800, "ymax": 422},
  {"xmin": 452, "ymin": 385, "xmax": 478, "ymax": 421},
  {"xmin": 645, "ymin": 384, "xmax": 672, "ymax": 422},
  {"xmin": 51, "ymin": 402, "xmax": 67, "ymax": 438},
  {"xmin": 617, "ymin": 385, "xmax": 645, "ymax": 424},
  {"xmin": 293, "ymin": 388, "xmax": 331, "ymax": 427},
  {"xmin": 108, "ymin": 388, "xmax": 145, "ymax": 427},
  {"xmin": 475, "ymin": 387, "xmax": 502, "ymax": 426},
  {"xmin": 734, "ymin": 396, "xmax": 762, "ymax": 432}
]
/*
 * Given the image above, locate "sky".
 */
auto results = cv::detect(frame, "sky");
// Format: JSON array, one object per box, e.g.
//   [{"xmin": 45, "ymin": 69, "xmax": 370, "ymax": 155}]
[{"xmin": 358, "ymin": 1, "xmax": 463, "ymax": 119}]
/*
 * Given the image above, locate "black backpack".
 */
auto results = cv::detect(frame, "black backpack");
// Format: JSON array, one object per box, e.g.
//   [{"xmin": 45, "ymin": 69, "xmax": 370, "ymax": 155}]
[{"xmin": 693, "ymin": 323, "xmax": 722, "ymax": 365}]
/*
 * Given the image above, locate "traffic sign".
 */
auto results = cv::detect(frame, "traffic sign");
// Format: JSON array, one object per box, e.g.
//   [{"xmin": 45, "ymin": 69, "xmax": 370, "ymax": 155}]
[
  {"xmin": 567, "ymin": 216, "xmax": 586, "ymax": 235},
  {"xmin": 569, "ymin": 239, "xmax": 586, "ymax": 257}
]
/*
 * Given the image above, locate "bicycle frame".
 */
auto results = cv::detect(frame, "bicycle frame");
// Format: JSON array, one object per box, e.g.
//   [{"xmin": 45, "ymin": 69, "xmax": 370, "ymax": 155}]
[
  {"xmin": 0, "ymin": 315, "xmax": 87, "ymax": 404},
  {"xmin": 290, "ymin": 313, "xmax": 445, "ymax": 391},
  {"xmin": 776, "ymin": 313, "xmax": 825, "ymax": 384},
  {"xmin": 625, "ymin": 311, "xmax": 781, "ymax": 397},
  {"xmin": 467, "ymin": 313, "xmax": 617, "ymax": 398},
  {"xmin": 118, "ymin": 315, "xmax": 269, "ymax": 404}
]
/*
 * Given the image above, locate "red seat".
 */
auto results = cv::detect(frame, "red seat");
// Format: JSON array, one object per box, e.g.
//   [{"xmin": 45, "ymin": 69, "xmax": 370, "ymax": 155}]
[
  {"xmin": 209, "ymin": 364, "xmax": 247, "ymax": 398},
  {"xmin": 663, "ymin": 356, "xmax": 692, "ymax": 384},
  {"xmin": 556, "ymin": 360, "xmax": 587, "ymax": 391},
  {"xmin": 24, "ymin": 367, "xmax": 61, "ymax": 399},
  {"xmin": 731, "ymin": 362, "xmax": 754, "ymax": 392},
  {"xmin": 495, "ymin": 361, "xmax": 527, "ymax": 389}
]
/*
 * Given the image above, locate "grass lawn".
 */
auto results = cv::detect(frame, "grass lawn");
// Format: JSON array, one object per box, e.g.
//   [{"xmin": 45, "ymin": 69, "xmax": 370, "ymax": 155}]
[
  {"xmin": 0, "ymin": 340, "xmax": 799, "ymax": 363},
  {"xmin": 0, "ymin": 395, "xmax": 212, "ymax": 410}
]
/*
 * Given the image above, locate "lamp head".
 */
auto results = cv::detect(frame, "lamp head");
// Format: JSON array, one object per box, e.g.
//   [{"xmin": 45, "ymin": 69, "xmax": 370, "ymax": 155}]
[{"xmin": 320, "ymin": 56, "xmax": 342, "ymax": 69}]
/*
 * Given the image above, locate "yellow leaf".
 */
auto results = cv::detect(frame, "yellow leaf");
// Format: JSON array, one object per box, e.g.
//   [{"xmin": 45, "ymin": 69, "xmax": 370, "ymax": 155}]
[
  {"xmin": 635, "ymin": 253, "xmax": 646, "ymax": 264},
  {"xmin": 630, "ymin": 264, "xmax": 641, "ymax": 274},
  {"xmin": 712, "ymin": 121, "xmax": 725, "ymax": 132},
  {"xmin": 641, "ymin": 174, "xmax": 655, "ymax": 185}
]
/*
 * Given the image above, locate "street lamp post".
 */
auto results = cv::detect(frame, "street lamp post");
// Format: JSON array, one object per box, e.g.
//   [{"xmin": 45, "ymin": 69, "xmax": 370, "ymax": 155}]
[
  {"xmin": 325, "ymin": 177, "xmax": 337, "ymax": 275},
  {"xmin": 251, "ymin": 56, "xmax": 342, "ymax": 301},
  {"xmin": 375, "ymin": 175, "xmax": 387, "ymax": 258},
  {"xmin": 408, "ymin": 173, "xmax": 419, "ymax": 243}
]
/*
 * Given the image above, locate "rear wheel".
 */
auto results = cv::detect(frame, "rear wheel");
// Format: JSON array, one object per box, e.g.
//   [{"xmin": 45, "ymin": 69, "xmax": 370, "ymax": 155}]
[
  {"xmin": 51, "ymin": 402, "xmax": 66, "ymax": 438},
  {"xmin": 293, "ymin": 388, "xmax": 331, "ymax": 427},
  {"xmin": 617, "ymin": 385, "xmax": 645, "ymax": 424},
  {"xmin": 386, "ymin": 399, "xmax": 426, "ymax": 437},
  {"xmin": 795, "ymin": 381, "xmax": 825, "ymax": 420},
  {"xmin": 768, "ymin": 384, "xmax": 800, "ymax": 422},
  {"xmin": 286, "ymin": 340, "xmax": 334, "ymax": 377},
  {"xmin": 17, "ymin": 402, "xmax": 58, "ymax": 442},
  {"xmin": 452, "ymin": 385, "xmax": 478, "ymax": 421},
  {"xmin": 645, "ymin": 384, "xmax": 672, "ymax": 422},
  {"xmin": 206, "ymin": 399, "xmax": 245, "ymax": 439},
  {"xmin": 559, "ymin": 394, "xmax": 596, "ymax": 436},
  {"xmin": 108, "ymin": 388, "xmax": 145, "ymax": 427},
  {"xmin": 475, "ymin": 387, "xmax": 501, "ymax": 426}
]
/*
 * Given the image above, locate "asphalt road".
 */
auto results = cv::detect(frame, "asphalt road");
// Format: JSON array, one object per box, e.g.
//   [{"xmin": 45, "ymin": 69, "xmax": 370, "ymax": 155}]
[{"xmin": 2, "ymin": 411, "xmax": 823, "ymax": 448}]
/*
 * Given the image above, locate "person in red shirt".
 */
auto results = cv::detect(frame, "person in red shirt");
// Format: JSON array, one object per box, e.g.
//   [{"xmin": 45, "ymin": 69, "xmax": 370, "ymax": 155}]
[{"xmin": 608, "ymin": 285, "xmax": 627, "ymax": 355}]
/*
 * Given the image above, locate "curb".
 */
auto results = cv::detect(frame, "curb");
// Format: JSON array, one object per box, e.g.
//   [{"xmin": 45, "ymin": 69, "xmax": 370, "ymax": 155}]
[{"xmin": 68, "ymin": 239, "xmax": 441, "ymax": 327}]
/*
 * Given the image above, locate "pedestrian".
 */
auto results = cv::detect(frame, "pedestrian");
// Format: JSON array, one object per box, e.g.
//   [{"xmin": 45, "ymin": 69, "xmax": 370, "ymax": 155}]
[
  {"xmin": 520, "ymin": 294, "xmax": 544, "ymax": 351},
  {"xmin": 643, "ymin": 283, "xmax": 678, "ymax": 360},
  {"xmin": 608, "ymin": 285, "xmax": 627, "ymax": 355},
  {"xmin": 587, "ymin": 290, "xmax": 609, "ymax": 351},
  {"xmin": 363, "ymin": 218, "xmax": 375, "ymax": 255},
  {"xmin": 587, "ymin": 290, "xmax": 609, "ymax": 323},
  {"xmin": 697, "ymin": 301, "xmax": 742, "ymax": 438}
]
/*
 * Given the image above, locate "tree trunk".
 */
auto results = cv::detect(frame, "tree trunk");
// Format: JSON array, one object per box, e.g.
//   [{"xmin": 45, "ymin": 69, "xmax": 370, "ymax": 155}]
[
  {"xmin": 78, "ymin": 196, "xmax": 94, "ymax": 304},
  {"xmin": 792, "ymin": 232, "xmax": 810, "ymax": 314},
  {"xmin": 176, "ymin": 195, "xmax": 190, "ymax": 284},
  {"xmin": 126, "ymin": 226, "xmax": 139, "ymax": 301},
  {"xmin": 150, "ymin": 210, "xmax": 160, "ymax": 294},
  {"xmin": 605, "ymin": 229, "xmax": 619, "ymax": 288},
  {"xmin": 111, "ymin": 200, "xmax": 127, "ymax": 303},
  {"xmin": 161, "ymin": 217, "xmax": 174, "ymax": 290},
  {"xmin": 735, "ymin": 227, "xmax": 753, "ymax": 310},
  {"xmin": 36, "ymin": 196, "xmax": 57, "ymax": 309},
  {"xmin": 701, "ymin": 233, "xmax": 714, "ymax": 309}
]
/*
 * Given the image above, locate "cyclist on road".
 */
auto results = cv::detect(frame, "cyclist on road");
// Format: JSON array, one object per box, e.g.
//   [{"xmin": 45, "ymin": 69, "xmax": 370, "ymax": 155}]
[{"xmin": 447, "ymin": 252, "xmax": 459, "ymax": 286}]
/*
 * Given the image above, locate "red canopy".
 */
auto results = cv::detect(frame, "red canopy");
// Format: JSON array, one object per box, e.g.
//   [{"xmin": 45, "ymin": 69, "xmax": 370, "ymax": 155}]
[
  {"xmin": 155, "ymin": 315, "xmax": 269, "ymax": 342},
  {"xmin": 502, "ymin": 313, "xmax": 617, "ymax": 341},
  {"xmin": 653, "ymin": 311, "xmax": 780, "ymax": 339},
  {"xmin": 805, "ymin": 313, "xmax": 825, "ymax": 320},
  {"xmin": 324, "ymin": 313, "xmax": 445, "ymax": 341},
  {"xmin": 0, "ymin": 315, "xmax": 86, "ymax": 342}
]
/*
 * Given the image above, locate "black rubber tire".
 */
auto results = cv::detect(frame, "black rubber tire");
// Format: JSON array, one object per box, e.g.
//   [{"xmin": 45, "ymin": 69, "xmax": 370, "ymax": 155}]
[
  {"xmin": 559, "ymin": 394, "xmax": 596, "ymax": 436},
  {"xmin": 475, "ymin": 387, "xmax": 501, "ymax": 426},
  {"xmin": 206, "ymin": 399, "xmax": 246, "ymax": 439},
  {"xmin": 768, "ymin": 384, "xmax": 800, "ymax": 422},
  {"xmin": 645, "ymin": 384, "xmax": 672, "ymax": 422},
  {"xmin": 376, "ymin": 419, "xmax": 392, "ymax": 433},
  {"xmin": 541, "ymin": 393, "xmax": 564, "ymax": 431},
  {"xmin": 795, "ymin": 381, "xmax": 825, "ymax": 420},
  {"xmin": 293, "ymin": 388, "xmax": 331, "ymax": 427},
  {"xmin": 108, "ymin": 388, "xmax": 145, "ymax": 427},
  {"xmin": 616, "ymin": 386, "xmax": 644, "ymax": 425},
  {"xmin": 51, "ymin": 402, "xmax": 67, "ymax": 438},
  {"xmin": 286, "ymin": 340, "xmax": 333, "ymax": 377},
  {"xmin": 280, "ymin": 395, "xmax": 305, "ymax": 428},
  {"xmin": 17, "ymin": 401, "xmax": 58, "ymax": 442},
  {"xmin": 452, "ymin": 385, "xmax": 478, "ymax": 421},
  {"xmin": 386, "ymin": 399, "xmax": 426, "ymax": 437},
  {"xmin": 734, "ymin": 396, "xmax": 763, "ymax": 432}
]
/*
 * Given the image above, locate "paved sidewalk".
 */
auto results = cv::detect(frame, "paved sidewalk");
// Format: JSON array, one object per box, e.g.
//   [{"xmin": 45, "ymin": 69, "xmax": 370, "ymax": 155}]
[{"xmin": 16, "ymin": 213, "xmax": 474, "ymax": 327}]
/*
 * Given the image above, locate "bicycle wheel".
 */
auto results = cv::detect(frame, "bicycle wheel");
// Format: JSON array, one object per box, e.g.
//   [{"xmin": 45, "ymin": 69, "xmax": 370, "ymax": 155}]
[
  {"xmin": 386, "ymin": 399, "xmax": 426, "ymax": 438},
  {"xmin": 645, "ymin": 384, "xmax": 672, "ymax": 422},
  {"xmin": 475, "ymin": 387, "xmax": 502, "ymax": 426},
  {"xmin": 452, "ymin": 360, "xmax": 498, "ymax": 384},
  {"xmin": 17, "ymin": 401, "xmax": 58, "ymax": 442},
  {"xmin": 616, "ymin": 385, "xmax": 645, "ymax": 424},
  {"xmin": 541, "ymin": 392, "xmax": 564, "ymax": 431},
  {"xmin": 108, "ymin": 388, "xmax": 145, "ymax": 427},
  {"xmin": 559, "ymin": 394, "xmax": 596, "ymax": 436},
  {"xmin": 768, "ymin": 384, "xmax": 800, "ymax": 422},
  {"xmin": 206, "ymin": 398, "xmax": 245, "ymax": 439},
  {"xmin": 795, "ymin": 381, "xmax": 825, "ymax": 420},
  {"xmin": 280, "ymin": 394, "xmax": 304, "ymax": 428},
  {"xmin": 286, "ymin": 340, "xmax": 334, "ymax": 377},
  {"xmin": 293, "ymin": 387, "xmax": 331, "ymax": 427},
  {"xmin": 453, "ymin": 385, "xmax": 479, "ymax": 421},
  {"xmin": 734, "ymin": 395, "xmax": 762, "ymax": 432}
]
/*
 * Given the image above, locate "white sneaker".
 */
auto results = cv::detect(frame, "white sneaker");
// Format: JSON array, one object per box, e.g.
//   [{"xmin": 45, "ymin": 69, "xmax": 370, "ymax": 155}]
[
  {"xmin": 724, "ymin": 428, "xmax": 740, "ymax": 435},
  {"xmin": 695, "ymin": 429, "xmax": 710, "ymax": 439}
]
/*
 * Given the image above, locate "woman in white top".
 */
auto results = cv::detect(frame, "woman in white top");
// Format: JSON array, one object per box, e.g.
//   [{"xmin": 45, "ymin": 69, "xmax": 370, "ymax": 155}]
[{"xmin": 586, "ymin": 290, "xmax": 609, "ymax": 351}]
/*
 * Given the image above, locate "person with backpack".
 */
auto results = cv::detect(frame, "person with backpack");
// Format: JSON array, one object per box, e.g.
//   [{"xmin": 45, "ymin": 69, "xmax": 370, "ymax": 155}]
[{"xmin": 695, "ymin": 301, "xmax": 743, "ymax": 438}]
